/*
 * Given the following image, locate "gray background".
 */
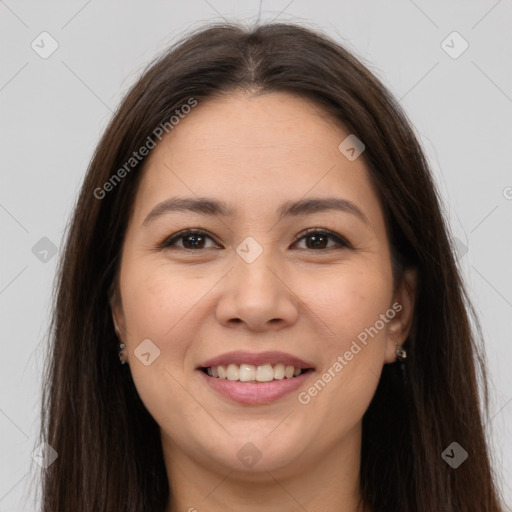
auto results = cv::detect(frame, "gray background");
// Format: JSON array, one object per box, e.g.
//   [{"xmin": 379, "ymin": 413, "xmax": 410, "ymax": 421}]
[{"xmin": 1, "ymin": 0, "xmax": 511, "ymax": 510}]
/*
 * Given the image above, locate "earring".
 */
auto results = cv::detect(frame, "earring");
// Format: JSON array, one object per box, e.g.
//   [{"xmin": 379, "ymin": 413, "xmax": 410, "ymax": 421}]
[
  {"xmin": 395, "ymin": 345, "xmax": 407, "ymax": 361},
  {"xmin": 113, "ymin": 322, "xmax": 128, "ymax": 366},
  {"xmin": 395, "ymin": 343, "xmax": 407, "ymax": 380},
  {"xmin": 118, "ymin": 343, "xmax": 128, "ymax": 365}
]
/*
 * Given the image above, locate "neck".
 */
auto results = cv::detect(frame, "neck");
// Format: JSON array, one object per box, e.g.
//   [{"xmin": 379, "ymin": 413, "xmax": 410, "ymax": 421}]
[{"xmin": 163, "ymin": 423, "xmax": 367, "ymax": 512}]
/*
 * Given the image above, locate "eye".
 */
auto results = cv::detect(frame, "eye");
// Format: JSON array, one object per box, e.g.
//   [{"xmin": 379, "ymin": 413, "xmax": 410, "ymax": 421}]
[
  {"xmin": 158, "ymin": 228, "xmax": 352, "ymax": 252},
  {"xmin": 292, "ymin": 228, "xmax": 352, "ymax": 251},
  {"xmin": 158, "ymin": 229, "xmax": 219, "ymax": 250}
]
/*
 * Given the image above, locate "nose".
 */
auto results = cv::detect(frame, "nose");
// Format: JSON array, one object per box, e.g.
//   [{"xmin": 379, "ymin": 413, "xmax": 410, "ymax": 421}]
[{"xmin": 215, "ymin": 247, "xmax": 299, "ymax": 332}]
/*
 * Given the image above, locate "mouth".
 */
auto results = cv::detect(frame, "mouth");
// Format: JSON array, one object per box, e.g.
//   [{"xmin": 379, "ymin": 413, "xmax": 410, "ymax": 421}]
[
  {"xmin": 196, "ymin": 351, "xmax": 316, "ymax": 405},
  {"xmin": 199, "ymin": 363, "xmax": 314, "ymax": 382}
]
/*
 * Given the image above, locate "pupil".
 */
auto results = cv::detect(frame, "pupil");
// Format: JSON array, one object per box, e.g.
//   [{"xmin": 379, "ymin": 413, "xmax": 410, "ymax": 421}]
[
  {"xmin": 185, "ymin": 234, "xmax": 203, "ymax": 248},
  {"xmin": 308, "ymin": 234, "xmax": 326, "ymax": 249}
]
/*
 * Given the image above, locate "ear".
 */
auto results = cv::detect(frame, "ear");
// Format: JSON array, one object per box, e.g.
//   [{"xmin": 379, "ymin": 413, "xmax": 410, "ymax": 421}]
[
  {"xmin": 109, "ymin": 282, "xmax": 127, "ymax": 345},
  {"xmin": 384, "ymin": 267, "xmax": 418, "ymax": 364}
]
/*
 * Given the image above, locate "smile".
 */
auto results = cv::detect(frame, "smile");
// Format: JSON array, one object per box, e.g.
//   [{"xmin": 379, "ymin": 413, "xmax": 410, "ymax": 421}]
[
  {"xmin": 198, "ymin": 366, "xmax": 315, "ymax": 405},
  {"xmin": 202, "ymin": 363, "xmax": 308, "ymax": 382}
]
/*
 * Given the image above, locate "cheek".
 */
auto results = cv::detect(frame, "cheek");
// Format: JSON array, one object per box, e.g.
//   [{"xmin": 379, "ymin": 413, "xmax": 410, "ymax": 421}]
[
  {"xmin": 121, "ymin": 260, "xmax": 203, "ymax": 340},
  {"xmin": 119, "ymin": 259, "xmax": 195, "ymax": 361},
  {"xmin": 310, "ymin": 264, "xmax": 392, "ymax": 349},
  {"xmin": 302, "ymin": 265, "xmax": 392, "ymax": 401},
  {"xmin": 119, "ymin": 264, "xmax": 206, "ymax": 429}
]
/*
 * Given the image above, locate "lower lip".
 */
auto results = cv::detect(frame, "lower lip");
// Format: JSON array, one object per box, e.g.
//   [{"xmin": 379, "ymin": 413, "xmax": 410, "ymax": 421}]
[{"xmin": 198, "ymin": 369, "xmax": 314, "ymax": 405}]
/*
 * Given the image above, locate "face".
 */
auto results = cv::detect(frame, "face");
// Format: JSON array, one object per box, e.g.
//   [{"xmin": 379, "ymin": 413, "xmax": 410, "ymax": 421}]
[{"xmin": 112, "ymin": 91, "xmax": 415, "ymax": 481}]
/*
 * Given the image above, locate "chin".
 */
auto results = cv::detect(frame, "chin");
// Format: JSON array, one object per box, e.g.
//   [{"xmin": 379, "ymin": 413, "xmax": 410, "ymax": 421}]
[{"xmin": 202, "ymin": 432, "xmax": 309, "ymax": 476}]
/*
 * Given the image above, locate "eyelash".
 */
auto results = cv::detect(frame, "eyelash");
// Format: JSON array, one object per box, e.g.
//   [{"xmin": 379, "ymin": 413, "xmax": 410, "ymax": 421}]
[{"xmin": 157, "ymin": 228, "xmax": 352, "ymax": 252}]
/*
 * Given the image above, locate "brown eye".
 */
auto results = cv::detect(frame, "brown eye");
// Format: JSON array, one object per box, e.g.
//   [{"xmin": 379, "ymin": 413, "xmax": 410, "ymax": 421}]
[
  {"xmin": 158, "ymin": 228, "xmax": 351, "ymax": 252},
  {"xmin": 159, "ymin": 230, "xmax": 218, "ymax": 250},
  {"xmin": 293, "ymin": 229, "xmax": 351, "ymax": 250}
]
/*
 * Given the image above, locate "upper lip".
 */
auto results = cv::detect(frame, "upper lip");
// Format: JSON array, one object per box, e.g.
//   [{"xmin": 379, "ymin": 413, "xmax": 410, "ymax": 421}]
[{"xmin": 198, "ymin": 350, "xmax": 315, "ymax": 370}]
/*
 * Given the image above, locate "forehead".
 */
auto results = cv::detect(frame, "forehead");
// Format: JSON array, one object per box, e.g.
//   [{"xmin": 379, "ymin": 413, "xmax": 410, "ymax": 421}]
[
  {"xmin": 132, "ymin": 91, "xmax": 384, "ymax": 227},
  {"xmin": 147, "ymin": 91, "xmax": 349, "ymax": 169}
]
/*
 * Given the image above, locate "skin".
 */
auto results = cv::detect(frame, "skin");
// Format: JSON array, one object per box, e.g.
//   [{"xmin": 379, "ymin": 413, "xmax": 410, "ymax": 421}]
[{"xmin": 111, "ymin": 91, "xmax": 416, "ymax": 512}]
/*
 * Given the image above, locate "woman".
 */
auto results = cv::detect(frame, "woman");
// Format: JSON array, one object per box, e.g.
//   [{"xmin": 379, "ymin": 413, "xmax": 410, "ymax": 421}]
[{"xmin": 39, "ymin": 21, "xmax": 504, "ymax": 511}]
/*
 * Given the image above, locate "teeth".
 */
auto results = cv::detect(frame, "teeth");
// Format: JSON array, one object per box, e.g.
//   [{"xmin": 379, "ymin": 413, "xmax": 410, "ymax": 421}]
[
  {"xmin": 239, "ymin": 363, "xmax": 256, "ymax": 382},
  {"xmin": 226, "ymin": 364, "xmax": 239, "ymax": 381},
  {"xmin": 273, "ymin": 363, "xmax": 285, "ymax": 380},
  {"xmin": 205, "ymin": 363, "xmax": 307, "ymax": 382},
  {"xmin": 256, "ymin": 364, "xmax": 274, "ymax": 382}
]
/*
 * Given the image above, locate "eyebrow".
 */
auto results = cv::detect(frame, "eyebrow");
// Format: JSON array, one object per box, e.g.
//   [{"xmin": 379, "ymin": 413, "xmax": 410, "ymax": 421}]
[{"xmin": 142, "ymin": 196, "xmax": 370, "ymax": 226}]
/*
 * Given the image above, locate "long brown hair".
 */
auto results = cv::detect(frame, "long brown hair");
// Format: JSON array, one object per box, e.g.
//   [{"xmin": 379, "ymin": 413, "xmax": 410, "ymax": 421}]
[{"xmin": 39, "ymin": 21, "xmax": 504, "ymax": 511}]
